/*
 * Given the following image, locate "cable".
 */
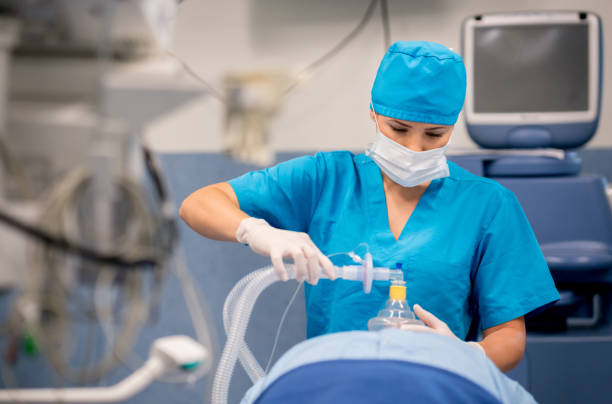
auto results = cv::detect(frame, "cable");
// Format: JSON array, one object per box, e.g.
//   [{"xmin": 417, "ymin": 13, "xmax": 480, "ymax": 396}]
[
  {"xmin": 326, "ymin": 242, "xmax": 371, "ymax": 263},
  {"xmin": 167, "ymin": 1, "xmax": 381, "ymax": 104},
  {"xmin": 140, "ymin": 143, "xmax": 179, "ymax": 257},
  {"xmin": 94, "ymin": 248, "xmax": 217, "ymax": 385},
  {"xmin": 0, "ymin": 143, "xmax": 180, "ymax": 269},
  {"xmin": 284, "ymin": 0, "xmax": 380, "ymax": 94},
  {"xmin": 89, "ymin": 144, "xmax": 209, "ymax": 384},
  {"xmin": 0, "ymin": 0, "xmax": 175, "ymax": 387},
  {"xmin": 141, "ymin": 146, "xmax": 168, "ymax": 201},
  {"xmin": 166, "ymin": 51, "xmax": 227, "ymax": 104},
  {"xmin": 262, "ymin": 243, "xmax": 371, "ymax": 373},
  {"xmin": 264, "ymin": 282, "xmax": 302, "ymax": 374},
  {"xmin": 298, "ymin": 0, "xmax": 379, "ymax": 73},
  {"xmin": 170, "ymin": 249, "xmax": 217, "ymax": 380},
  {"xmin": 380, "ymin": 0, "xmax": 391, "ymax": 49},
  {"xmin": 142, "ymin": 143, "xmax": 217, "ymax": 382},
  {"xmin": 0, "ymin": 205, "xmax": 163, "ymax": 268},
  {"xmin": 17, "ymin": 166, "xmax": 160, "ymax": 383}
]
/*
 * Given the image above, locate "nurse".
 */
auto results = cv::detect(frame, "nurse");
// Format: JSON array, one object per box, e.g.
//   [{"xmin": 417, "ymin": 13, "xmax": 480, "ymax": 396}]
[{"xmin": 180, "ymin": 41, "xmax": 560, "ymax": 372}]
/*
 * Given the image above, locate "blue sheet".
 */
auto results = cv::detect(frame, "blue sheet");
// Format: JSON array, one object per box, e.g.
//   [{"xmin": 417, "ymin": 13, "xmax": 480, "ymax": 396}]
[{"xmin": 241, "ymin": 329, "xmax": 536, "ymax": 404}]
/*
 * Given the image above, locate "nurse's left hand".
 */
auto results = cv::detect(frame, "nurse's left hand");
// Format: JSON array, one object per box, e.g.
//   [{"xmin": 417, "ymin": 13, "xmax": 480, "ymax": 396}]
[
  {"xmin": 413, "ymin": 304, "xmax": 457, "ymax": 339},
  {"xmin": 413, "ymin": 304, "xmax": 486, "ymax": 354}
]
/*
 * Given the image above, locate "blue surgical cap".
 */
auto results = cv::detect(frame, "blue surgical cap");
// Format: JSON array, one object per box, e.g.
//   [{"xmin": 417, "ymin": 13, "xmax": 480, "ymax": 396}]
[{"xmin": 371, "ymin": 41, "xmax": 467, "ymax": 125}]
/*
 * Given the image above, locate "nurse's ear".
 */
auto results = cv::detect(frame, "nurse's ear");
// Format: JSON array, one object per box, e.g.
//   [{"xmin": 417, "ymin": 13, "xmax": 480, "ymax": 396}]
[{"xmin": 369, "ymin": 109, "xmax": 376, "ymax": 122}]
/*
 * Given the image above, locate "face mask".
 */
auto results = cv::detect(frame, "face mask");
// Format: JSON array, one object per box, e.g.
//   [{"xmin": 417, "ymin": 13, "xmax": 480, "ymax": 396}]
[{"xmin": 366, "ymin": 111, "xmax": 450, "ymax": 188}]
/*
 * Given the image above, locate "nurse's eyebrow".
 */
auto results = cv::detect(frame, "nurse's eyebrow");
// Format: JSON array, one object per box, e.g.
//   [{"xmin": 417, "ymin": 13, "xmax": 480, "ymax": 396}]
[
  {"xmin": 390, "ymin": 120, "xmax": 412, "ymax": 127},
  {"xmin": 390, "ymin": 119, "xmax": 446, "ymax": 131}
]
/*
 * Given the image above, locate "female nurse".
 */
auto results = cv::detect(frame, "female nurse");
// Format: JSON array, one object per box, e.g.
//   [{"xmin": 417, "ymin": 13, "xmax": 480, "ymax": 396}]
[{"xmin": 179, "ymin": 41, "xmax": 560, "ymax": 372}]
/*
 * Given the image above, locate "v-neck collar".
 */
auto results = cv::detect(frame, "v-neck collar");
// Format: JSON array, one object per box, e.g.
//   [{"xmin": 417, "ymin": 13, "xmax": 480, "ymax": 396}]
[{"xmin": 357, "ymin": 153, "xmax": 444, "ymax": 244}]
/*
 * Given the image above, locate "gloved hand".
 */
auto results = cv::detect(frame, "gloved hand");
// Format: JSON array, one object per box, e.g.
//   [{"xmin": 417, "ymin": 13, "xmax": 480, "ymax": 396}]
[
  {"xmin": 236, "ymin": 217, "xmax": 336, "ymax": 284},
  {"xmin": 413, "ymin": 304, "xmax": 486, "ymax": 354}
]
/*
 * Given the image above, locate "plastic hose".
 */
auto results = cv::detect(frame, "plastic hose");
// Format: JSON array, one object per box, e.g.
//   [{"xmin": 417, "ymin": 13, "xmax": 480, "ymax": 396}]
[
  {"xmin": 222, "ymin": 271, "xmax": 265, "ymax": 383},
  {"xmin": 212, "ymin": 267, "xmax": 278, "ymax": 404},
  {"xmin": 213, "ymin": 261, "xmax": 404, "ymax": 404}
]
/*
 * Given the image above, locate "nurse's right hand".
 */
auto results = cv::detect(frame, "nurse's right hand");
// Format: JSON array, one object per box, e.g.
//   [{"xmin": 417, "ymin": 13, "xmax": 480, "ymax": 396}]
[{"xmin": 235, "ymin": 217, "xmax": 336, "ymax": 284}]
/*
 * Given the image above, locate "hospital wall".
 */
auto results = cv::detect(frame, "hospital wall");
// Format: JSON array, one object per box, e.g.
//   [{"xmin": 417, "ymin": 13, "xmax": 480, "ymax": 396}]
[{"xmin": 146, "ymin": 0, "xmax": 612, "ymax": 152}]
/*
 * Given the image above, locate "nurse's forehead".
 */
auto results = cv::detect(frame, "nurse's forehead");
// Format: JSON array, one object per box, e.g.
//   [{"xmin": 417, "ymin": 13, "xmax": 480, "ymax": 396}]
[{"xmin": 380, "ymin": 116, "xmax": 451, "ymax": 130}]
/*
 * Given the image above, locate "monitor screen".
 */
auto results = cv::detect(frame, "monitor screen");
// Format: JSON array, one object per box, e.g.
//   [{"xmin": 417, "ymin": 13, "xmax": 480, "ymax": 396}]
[{"xmin": 473, "ymin": 24, "xmax": 589, "ymax": 113}]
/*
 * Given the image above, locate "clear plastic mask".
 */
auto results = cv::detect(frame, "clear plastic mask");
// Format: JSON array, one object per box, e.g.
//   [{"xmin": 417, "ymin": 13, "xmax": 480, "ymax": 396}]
[{"xmin": 367, "ymin": 280, "xmax": 426, "ymax": 331}]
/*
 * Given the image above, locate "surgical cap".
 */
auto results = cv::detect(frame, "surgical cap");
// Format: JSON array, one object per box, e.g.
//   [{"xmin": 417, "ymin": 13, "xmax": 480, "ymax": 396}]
[{"xmin": 371, "ymin": 41, "xmax": 467, "ymax": 125}]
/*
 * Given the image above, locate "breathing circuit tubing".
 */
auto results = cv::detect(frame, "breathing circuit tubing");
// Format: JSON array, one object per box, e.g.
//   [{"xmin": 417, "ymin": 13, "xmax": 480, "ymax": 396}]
[{"xmin": 212, "ymin": 256, "xmax": 403, "ymax": 404}]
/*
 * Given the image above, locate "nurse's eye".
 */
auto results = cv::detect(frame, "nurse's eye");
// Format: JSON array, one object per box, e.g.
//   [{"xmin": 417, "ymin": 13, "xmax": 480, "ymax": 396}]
[
  {"xmin": 426, "ymin": 132, "xmax": 444, "ymax": 138},
  {"xmin": 390, "ymin": 126, "xmax": 407, "ymax": 133}
]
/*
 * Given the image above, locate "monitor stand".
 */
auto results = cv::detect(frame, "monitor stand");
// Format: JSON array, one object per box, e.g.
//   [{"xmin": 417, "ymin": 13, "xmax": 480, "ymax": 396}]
[{"xmin": 448, "ymin": 150, "xmax": 582, "ymax": 177}]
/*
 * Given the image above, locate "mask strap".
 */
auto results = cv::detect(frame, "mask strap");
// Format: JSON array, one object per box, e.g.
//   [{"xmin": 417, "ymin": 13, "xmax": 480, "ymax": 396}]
[{"xmin": 370, "ymin": 100, "xmax": 381, "ymax": 132}]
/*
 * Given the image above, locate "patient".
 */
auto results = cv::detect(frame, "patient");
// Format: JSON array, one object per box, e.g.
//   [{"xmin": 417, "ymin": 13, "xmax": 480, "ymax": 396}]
[{"xmin": 241, "ymin": 328, "xmax": 536, "ymax": 404}]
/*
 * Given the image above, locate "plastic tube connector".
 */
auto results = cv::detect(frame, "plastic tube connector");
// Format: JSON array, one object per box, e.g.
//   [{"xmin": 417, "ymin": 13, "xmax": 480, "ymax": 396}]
[
  {"xmin": 363, "ymin": 253, "xmax": 374, "ymax": 294},
  {"xmin": 389, "ymin": 285, "xmax": 406, "ymax": 300},
  {"xmin": 320, "ymin": 257, "xmax": 404, "ymax": 294}
]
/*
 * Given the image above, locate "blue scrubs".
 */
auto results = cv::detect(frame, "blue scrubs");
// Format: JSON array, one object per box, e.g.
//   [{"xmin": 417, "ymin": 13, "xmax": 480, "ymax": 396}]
[{"xmin": 229, "ymin": 152, "xmax": 560, "ymax": 339}]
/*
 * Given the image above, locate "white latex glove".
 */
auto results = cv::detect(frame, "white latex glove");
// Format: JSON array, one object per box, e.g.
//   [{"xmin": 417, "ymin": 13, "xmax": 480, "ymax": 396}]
[
  {"xmin": 236, "ymin": 217, "xmax": 336, "ymax": 284},
  {"xmin": 413, "ymin": 304, "xmax": 486, "ymax": 354}
]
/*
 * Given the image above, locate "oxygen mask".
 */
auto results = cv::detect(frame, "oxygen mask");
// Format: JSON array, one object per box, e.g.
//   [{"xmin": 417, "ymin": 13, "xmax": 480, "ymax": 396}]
[{"xmin": 367, "ymin": 280, "xmax": 427, "ymax": 331}]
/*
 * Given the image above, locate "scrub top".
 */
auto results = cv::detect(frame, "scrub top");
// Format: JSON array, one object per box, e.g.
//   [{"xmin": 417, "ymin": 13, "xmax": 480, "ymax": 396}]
[{"xmin": 228, "ymin": 151, "xmax": 560, "ymax": 339}]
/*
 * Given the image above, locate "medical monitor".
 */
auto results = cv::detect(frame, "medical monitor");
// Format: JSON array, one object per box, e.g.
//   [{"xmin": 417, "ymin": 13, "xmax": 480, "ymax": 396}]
[{"xmin": 462, "ymin": 11, "xmax": 602, "ymax": 149}]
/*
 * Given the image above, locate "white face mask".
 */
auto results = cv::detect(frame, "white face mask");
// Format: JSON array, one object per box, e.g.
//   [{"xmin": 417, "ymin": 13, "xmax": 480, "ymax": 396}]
[{"xmin": 366, "ymin": 112, "xmax": 450, "ymax": 188}]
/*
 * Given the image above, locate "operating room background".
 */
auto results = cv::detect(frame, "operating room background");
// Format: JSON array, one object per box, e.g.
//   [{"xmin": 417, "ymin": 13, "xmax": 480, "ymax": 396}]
[
  {"xmin": 146, "ymin": 0, "xmax": 612, "ymax": 152},
  {"xmin": 155, "ymin": 1, "xmax": 612, "ymax": 403},
  {"xmin": 158, "ymin": 1, "xmax": 611, "ymax": 402},
  {"xmin": 4, "ymin": 1, "xmax": 612, "ymax": 404}
]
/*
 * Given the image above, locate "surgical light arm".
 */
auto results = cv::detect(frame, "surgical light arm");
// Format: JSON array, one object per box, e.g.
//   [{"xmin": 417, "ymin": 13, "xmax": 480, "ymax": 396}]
[{"xmin": 0, "ymin": 336, "xmax": 208, "ymax": 403}]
